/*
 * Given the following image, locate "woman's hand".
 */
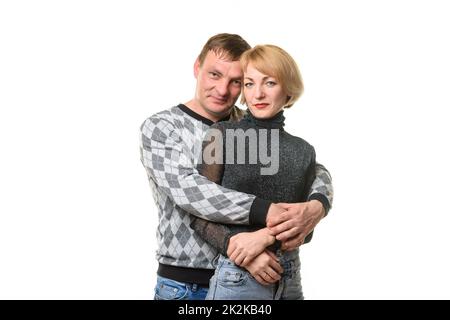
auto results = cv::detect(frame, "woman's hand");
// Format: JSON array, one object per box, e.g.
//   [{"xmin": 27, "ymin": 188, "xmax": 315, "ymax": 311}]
[
  {"xmin": 227, "ymin": 228, "xmax": 275, "ymax": 266},
  {"xmin": 243, "ymin": 250, "xmax": 283, "ymax": 286}
]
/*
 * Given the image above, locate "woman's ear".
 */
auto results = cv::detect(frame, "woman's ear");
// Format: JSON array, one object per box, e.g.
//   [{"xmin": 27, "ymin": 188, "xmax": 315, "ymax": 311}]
[{"xmin": 284, "ymin": 96, "xmax": 293, "ymax": 108}]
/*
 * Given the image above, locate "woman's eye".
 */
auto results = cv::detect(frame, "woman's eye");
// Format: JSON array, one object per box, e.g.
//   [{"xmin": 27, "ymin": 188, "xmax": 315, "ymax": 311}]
[
  {"xmin": 266, "ymin": 81, "xmax": 277, "ymax": 87},
  {"xmin": 244, "ymin": 82, "xmax": 253, "ymax": 88}
]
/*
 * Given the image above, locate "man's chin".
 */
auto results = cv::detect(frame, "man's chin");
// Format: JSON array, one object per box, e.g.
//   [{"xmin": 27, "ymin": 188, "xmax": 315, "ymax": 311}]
[{"xmin": 206, "ymin": 104, "xmax": 233, "ymax": 115}]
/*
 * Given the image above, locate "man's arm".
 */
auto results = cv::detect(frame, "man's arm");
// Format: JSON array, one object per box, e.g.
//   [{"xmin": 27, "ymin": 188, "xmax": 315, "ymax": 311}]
[
  {"xmin": 140, "ymin": 116, "xmax": 271, "ymax": 225},
  {"xmin": 307, "ymin": 163, "xmax": 334, "ymax": 215}
]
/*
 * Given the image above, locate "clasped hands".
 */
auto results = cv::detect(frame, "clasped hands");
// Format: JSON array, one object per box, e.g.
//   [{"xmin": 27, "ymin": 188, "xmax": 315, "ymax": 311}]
[{"xmin": 227, "ymin": 200, "xmax": 325, "ymax": 285}]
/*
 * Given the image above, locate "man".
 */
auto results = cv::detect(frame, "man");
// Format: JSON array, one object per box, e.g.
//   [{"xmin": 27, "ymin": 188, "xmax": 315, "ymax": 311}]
[{"xmin": 140, "ymin": 33, "xmax": 333, "ymax": 300}]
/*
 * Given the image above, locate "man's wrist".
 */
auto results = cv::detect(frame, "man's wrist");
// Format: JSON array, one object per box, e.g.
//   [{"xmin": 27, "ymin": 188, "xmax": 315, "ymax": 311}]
[
  {"xmin": 250, "ymin": 198, "xmax": 272, "ymax": 226},
  {"xmin": 308, "ymin": 199, "xmax": 326, "ymax": 219},
  {"xmin": 308, "ymin": 193, "xmax": 331, "ymax": 216}
]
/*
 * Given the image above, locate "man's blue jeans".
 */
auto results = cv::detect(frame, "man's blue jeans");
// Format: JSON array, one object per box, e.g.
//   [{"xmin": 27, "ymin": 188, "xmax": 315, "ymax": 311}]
[{"xmin": 154, "ymin": 275, "xmax": 209, "ymax": 300}]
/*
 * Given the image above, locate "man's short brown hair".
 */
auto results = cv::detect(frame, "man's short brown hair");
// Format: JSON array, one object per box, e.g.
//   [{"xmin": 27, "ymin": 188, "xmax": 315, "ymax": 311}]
[{"xmin": 198, "ymin": 33, "xmax": 251, "ymax": 66}]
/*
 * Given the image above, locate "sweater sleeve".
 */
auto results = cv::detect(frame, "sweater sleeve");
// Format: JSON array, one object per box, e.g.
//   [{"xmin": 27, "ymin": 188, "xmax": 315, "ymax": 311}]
[
  {"xmin": 307, "ymin": 163, "xmax": 334, "ymax": 216},
  {"xmin": 189, "ymin": 219, "xmax": 250, "ymax": 256},
  {"xmin": 140, "ymin": 116, "xmax": 271, "ymax": 225},
  {"xmin": 303, "ymin": 150, "xmax": 318, "ymax": 244}
]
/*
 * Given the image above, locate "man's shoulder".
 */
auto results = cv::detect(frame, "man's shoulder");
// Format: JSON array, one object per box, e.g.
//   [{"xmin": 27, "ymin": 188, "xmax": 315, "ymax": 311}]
[
  {"xmin": 229, "ymin": 106, "xmax": 247, "ymax": 122},
  {"xmin": 210, "ymin": 120, "xmax": 233, "ymax": 131},
  {"xmin": 140, "ymin": 105, "xmax": 184, "ymax": 131},
  {"xmin": 144, "ymin": 105, "xmax": 183, "ymax": 122},
  {"xmin": 213, "ymin": 107, "xmax": 248, "ymax": 130}
]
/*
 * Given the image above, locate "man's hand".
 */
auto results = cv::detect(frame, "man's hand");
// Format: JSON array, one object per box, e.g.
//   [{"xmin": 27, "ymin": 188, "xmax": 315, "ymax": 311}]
[
  {"xmin": 266, "ymin": 203, "xmax": 287, "ymax": 224},
  {"xmin": 243, "ymin": 250, "xmax": 283, "ymax": 286},
  {"xmin": 281, "ymin": 234, "xmax": 305, "ymax": 251},
  {"xmin": 227, "ymin": 228, "xmax": 275, "ymax": 266},
  {"xmin": 267, "ymin": 200, "xmax": 325, "ymax": 250}
]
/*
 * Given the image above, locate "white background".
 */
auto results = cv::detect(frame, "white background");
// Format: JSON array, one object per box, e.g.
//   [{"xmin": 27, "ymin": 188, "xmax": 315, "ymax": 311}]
[{"xmin": 1, "ymin": 0, "xmax": 449, "ymax": 299}]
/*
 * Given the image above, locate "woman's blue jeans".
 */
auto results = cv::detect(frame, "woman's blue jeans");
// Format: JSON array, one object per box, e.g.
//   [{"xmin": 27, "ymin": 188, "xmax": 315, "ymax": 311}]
[{"xmin": 206, "ymin": 250, "xmax": 304, "ymax": 300}]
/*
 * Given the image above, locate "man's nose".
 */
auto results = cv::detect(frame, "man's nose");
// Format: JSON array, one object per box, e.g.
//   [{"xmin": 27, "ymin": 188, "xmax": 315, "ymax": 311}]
[{"xmin": 215, "ymin": 79, "xmax": 229, "ymax": 97}]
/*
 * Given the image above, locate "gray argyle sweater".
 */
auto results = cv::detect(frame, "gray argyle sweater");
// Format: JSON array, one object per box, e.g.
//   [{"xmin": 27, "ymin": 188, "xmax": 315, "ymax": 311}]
[{"xmin": 140, "ymin": 104, "xmax": 333, "ymax": 285}]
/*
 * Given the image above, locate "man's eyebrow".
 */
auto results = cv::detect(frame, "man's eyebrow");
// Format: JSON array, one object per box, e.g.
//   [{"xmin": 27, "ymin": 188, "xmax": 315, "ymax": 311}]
[{"xmin": 210, "ymin": 69, "xmax": 223, "ymax": 76}]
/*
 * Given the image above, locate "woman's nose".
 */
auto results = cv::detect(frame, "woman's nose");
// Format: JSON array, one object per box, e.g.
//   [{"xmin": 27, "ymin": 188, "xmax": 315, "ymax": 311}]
[{"xmin": 255, "ymin": 85, "xmax": 265, "ymax": 99}]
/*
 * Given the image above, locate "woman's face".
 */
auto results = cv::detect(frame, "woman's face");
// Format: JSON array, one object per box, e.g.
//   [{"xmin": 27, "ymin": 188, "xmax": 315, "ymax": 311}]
[{"xmin": 243, "ymin": 63, "xmax": 287, "ymax": 119}]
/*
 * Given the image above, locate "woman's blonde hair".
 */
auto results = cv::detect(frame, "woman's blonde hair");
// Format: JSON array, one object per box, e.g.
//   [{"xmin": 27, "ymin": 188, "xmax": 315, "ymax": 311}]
[{"xmin": 240, "ymin": 45, "xmax": 303, "ymax": 108}]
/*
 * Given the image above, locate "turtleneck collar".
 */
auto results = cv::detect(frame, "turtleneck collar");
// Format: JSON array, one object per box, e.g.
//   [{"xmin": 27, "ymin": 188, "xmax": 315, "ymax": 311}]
[{"xmin": 243, "ymin": 110, "xmax": 285, "ymax": 129}]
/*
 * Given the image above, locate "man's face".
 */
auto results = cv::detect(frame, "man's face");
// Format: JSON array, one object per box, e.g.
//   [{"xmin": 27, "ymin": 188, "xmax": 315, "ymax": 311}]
[{"xmin": 194, "ymin": 50, "xmax": 243, "ymax": 120}]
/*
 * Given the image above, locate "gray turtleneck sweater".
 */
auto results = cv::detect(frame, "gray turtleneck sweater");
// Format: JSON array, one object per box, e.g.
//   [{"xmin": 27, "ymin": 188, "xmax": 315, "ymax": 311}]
[{"xmin": 190, "ymin": 111, "xmax": 316, "ymax": 255}]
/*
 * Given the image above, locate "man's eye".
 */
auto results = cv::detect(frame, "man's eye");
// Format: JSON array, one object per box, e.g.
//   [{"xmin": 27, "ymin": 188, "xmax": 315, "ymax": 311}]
[
  {"xmin": 209, "ymin": 72, "xmax": 219, "ymax": 78},
  {"xmin": 232, "ymin": 80, "xmax": 242, "ymax": 86}
]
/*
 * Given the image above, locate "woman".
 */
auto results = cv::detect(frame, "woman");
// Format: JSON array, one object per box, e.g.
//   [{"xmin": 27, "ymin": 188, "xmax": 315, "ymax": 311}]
[{"xmin": 191, "ymin": 44, "xmax": 317, "ymax": 300}]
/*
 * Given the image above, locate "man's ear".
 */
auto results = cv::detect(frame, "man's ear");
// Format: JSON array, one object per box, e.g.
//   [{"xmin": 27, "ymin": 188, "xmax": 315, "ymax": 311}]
[{"xmin": 194, "ymin": 59, "xmax": 200, "ymax": 78}]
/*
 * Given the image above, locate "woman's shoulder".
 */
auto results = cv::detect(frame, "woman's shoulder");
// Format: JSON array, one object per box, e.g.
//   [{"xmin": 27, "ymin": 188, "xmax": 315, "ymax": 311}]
[{"xmin": 283, "ymin": 131, "xmax": 315, "ymax": 153}]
